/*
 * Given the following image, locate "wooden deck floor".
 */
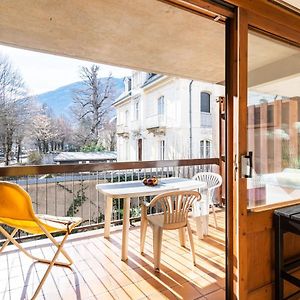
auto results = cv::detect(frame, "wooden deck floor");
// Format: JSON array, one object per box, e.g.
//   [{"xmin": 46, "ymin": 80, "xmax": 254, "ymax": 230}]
[{"xmin": 0, "ymin": 210, "xmax": 225, "ymax": 300}]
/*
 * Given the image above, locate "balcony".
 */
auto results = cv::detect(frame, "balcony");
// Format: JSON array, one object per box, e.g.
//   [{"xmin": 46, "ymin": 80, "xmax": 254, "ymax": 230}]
[
  {"xmin": 0, "ymin": 158, "xmax": 224, "ymax": 300},
  {"xmin": 116, "ymin": 124, "xmax": 129, "ymax": 138},
  {"xmin": 130, "ymin": 120, "xmax": 142, "ymax": 137},
  {"xmin": 0, "ymin": 211, "xmax": 225, "ymax": 300},
  {"xmin": 146, "ymin": 114, "xmax": 166, "ymax": 135},
  {"xmin": 200, "ymin": 113, "xmax": 212, "ymax": 128}
]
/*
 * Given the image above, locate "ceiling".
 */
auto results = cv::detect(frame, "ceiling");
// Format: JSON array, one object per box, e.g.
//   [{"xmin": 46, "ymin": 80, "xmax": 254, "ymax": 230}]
[
  {"xmin": 252, "ymin": 75, "xmax": 300, "ymax": 98},
  {"xmin": 0, "ymin": 0, "xmax": 298, "ymax": 96},
  {"xmin": 0, "ymin": 0, "xmax": 225, "ymax": 83},
  {"xmin": 248, "ymin": 32, "xmax": 299, "ymax": 72},
  {"xmin": 249, "ymin": 31, "xmax": 300, "ymax": 97}
]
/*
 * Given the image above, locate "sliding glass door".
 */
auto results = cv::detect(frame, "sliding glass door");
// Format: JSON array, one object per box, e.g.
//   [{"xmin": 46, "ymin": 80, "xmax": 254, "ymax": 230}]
[{"xmin": 247, "ymin": 31, "xmax": 300, "ymax": 209}]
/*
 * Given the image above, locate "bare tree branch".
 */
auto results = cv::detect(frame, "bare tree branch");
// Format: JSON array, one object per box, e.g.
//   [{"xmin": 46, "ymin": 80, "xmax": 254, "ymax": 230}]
[
  {"xmin": 71, "ymin": 65, "xmax": 117, "ymax": 148},
  {"xmin": 0, "ymin": 54, "xmax": 32, "ymax": 165}
]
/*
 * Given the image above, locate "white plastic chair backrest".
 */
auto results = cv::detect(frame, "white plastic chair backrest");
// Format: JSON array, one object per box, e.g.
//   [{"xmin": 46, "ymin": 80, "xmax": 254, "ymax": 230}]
[
  {"xmin": 192, "ymin": 172, "xmax": 222, "ymax": 202},
  {"xmin": 193, "ymin": 172, "xmax": 222, "ymax": 189},
  {"xmin": 149, "ymin": 190, "xmax": 201, "ymax": 226}
]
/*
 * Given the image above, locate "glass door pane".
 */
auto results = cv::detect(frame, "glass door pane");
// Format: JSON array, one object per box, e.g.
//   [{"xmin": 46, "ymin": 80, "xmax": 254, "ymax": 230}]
[{"xmin": 247, "ymin": 31, "xmax": 300, "ymax": 208}]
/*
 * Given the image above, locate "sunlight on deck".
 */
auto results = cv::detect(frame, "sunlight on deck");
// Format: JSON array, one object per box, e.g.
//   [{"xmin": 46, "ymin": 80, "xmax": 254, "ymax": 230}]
[{"xmin": 0, "ymin": 210, "xmax": 225, "ymax": 300}]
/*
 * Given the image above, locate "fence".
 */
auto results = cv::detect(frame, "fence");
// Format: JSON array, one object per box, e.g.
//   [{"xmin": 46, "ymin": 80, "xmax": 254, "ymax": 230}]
[{"xmin": 0, "ymin": 158, "xmax": 219, "ymax": 243}]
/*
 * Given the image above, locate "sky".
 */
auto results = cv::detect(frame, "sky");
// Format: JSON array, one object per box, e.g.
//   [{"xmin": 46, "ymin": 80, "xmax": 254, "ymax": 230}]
[{"xmin": 0, "ymin": 45, "xmax": 132, "ymax": 95}]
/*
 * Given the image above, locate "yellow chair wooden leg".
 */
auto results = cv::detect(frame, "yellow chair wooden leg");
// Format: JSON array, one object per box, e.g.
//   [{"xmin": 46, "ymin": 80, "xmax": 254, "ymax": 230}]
[
  {"xmin": 31, "ymin": 232, "xmax": 70, "ymax": 300},
  {"xmin": 38, "ymin": 223, "xmax": 73, "ymax": 265},
  {"xmin": 0, "ymin": 226, "xmax": 71, "ymax": 267},
  {"xmin": 0, "ymin": 228, "xmax": 18, "ymax": 253}
]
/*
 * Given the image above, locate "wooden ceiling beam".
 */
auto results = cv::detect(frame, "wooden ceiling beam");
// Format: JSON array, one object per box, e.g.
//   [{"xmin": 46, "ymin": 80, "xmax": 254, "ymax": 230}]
[
  {"xmin": 158, "ymin": 0, "xmax": 234, "ymax": 18},
  {"xmin": 248, "ymin": 11, "xmax": 300, "ymax": 46},
  {"xmin": 162, "ymin": 0, "xmax": 300, "ymax": 45},
  {"xmin": 224, "ymin": 0, "xmax": 300, "ymax": 34},
  {"xmin": 248, "ymin": 53, "xmax": 300, "ymax": 88}
]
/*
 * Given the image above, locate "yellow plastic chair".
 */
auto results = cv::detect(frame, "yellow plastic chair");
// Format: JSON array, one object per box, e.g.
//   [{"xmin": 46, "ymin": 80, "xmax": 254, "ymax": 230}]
[
  {"xmin": 140, "ymin": 190, "xmax": 201, "ymax": 271},
  {"xmin": 0, "ymin": 181, "xmax": 82, "ymax": 299}
]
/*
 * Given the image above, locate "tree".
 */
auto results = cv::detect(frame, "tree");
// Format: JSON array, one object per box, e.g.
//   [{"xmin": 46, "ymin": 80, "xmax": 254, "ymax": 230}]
[
  {"xmin": 71, "ymin": 65, "xmax": 116, "ymax": 148},
  {"xmin": 32, "ymin": 110, "xmax": 55, "ymax": 153},
  {"xmin": 100, "ymin": 118, "xmax": 117, "ymax": 151},
  {"xmin": 31, "ymin": 104, "xmax": 74, "ymax": 154},
  {"xmin": 0, "ymin": 54, "xmax": 31, "ymax": 165},
  {"xmin": 53, "ymin": 117, "xmax": 73, "ymax": 151},
  {"xmin": 15, "ymin": 122, "xmax": 27, "ymax": 163}
]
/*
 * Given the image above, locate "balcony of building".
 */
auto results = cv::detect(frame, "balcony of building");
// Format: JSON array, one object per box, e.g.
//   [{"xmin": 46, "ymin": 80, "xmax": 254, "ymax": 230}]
[
  {"xmin": 200, "ymin": 113, "xmax": 213, "ymax": 128},
  {"xmin": 116, "ymin": 124, "xmax": 130, "ymax": 138},
  {"xmin": 0, "ymin": 159, "xmax": 225, "ymax": 300},
  {"xmin": 146, "ymin": 115, "xmax": 167, "ymax": 135},
  {"xmin": 130, "ymin": 121, "xmax": 142, "ymax": 137}
]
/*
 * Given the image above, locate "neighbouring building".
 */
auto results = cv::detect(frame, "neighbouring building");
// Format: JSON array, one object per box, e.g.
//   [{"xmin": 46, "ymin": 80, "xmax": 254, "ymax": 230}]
[
  {"xmin": 54, "ymin": 151, "xmax": 117, "ymax": 164},
  {"xmin": 114, "ymin": 72, "xmax": 224, "ymax": 161}
]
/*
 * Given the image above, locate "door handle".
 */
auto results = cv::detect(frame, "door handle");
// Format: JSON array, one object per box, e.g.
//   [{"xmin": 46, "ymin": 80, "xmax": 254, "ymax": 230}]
[{"xmin": 241, "ymin": 151, "xmax": 253, "ymax": 178}]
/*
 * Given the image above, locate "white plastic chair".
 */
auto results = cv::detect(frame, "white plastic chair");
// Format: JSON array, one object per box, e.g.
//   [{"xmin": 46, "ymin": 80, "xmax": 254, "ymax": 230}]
[
  {"xmin": 192, "ymin": 172, "xmax": 222, "ymax": 228},
  {"xmin": 140, "ymin": 190, "xmax": 201, "ymax": 271}
]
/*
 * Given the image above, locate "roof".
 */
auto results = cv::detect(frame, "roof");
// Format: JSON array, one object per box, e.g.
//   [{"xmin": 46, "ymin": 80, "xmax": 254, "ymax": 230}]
[
  {"xmin": 54, "ymin": 151, "xmax": 117, "ymax": 162},
  {"xmin": 113, "ymin": 91, "xmax": 132, "ymax": 106},
  {"xmin": 114, "ymin": 74, "xmax": 165, "ymax": 107},
  {"xmin": 141, "ymin": 74, "xmax": 164, "ymax": 88}
]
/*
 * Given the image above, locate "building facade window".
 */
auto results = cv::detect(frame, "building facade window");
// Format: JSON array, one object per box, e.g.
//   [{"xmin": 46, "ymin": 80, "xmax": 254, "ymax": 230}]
[
  {"xmin": 132, "ymin": 72, "xmax": 143, "ymax": 89},
  {"xmin": 158, "ymin": 96, "xmax": 165, "ymax": 115},
  {"xmin": 200, "ymin": 140, "xmax": 212, "ymax": 158},
  {"xmin": 125, "ymin": 110, "xmax": 129, "ymax": 126},
  {"xmin": 125, "ymin": 140, "xmax": 130, "ymax": 161},
  {"xmin": 134, "ymin": 101, "xmax": 139, "ymax": 120},
  {"xmin": 200, "ymin": 92, "xmax": 211, "ymax": 113},
  {"xmin": 159, "ymin": 140, "xmax": 165, "ymax": 160},
  {"xmin": 124, "ymin": 77, "xmax": 132, "ymax": 92}
]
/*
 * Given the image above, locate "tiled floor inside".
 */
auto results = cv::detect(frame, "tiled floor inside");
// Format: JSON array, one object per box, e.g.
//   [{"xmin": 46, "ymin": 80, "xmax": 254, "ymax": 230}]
[{"xmin": 0, "ymin": 210, "xmax": 225, "ymax": 299}]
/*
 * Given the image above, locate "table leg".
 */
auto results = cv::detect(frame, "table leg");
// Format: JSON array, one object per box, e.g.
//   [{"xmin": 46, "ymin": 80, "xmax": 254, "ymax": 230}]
[
  {"xmin": 104, "ymin": 196, "xmax": 113, "ymax": 238},
  {"xmin": 122, "ymin": 197, "xmax": 130, "ymax": 261},
  {"xmin": 194, "ymin": 216, "xmax": 204, "ymax": 240},
  {"xmin": 192, "ymin": 199, "xmax": 208, "ymax": 239},
  {"xmin": 204, "ymin": 215, "xmax": 209, "ymax": 235}
]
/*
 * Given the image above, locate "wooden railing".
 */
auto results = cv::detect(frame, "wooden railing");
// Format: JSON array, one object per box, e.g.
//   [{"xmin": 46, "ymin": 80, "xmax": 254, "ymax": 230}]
[
  {"xmin": 0, "ymin": 158, "xmax": 220, "ymax": 242},
  {"xmin": 0, "ymin": 158, "xmax": 219, "ymax": 176}
]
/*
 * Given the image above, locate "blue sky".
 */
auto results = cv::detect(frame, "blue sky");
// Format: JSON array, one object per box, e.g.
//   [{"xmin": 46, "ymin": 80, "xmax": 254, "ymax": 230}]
[{"xmin": 0, "ymin": 45, "xmax": 132, "ymax": 95}]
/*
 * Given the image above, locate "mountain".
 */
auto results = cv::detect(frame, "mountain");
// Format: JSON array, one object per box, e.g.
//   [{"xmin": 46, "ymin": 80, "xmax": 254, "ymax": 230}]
[{"xmin": 35, "ymin": 77, "xmax": 124, "ymax": 117}]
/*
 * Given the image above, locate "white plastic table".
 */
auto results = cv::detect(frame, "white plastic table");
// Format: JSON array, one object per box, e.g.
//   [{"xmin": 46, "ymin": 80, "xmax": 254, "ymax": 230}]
[{"xmin": 96, "ymin": 177, "xmax": 206, "ymax": 261}]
